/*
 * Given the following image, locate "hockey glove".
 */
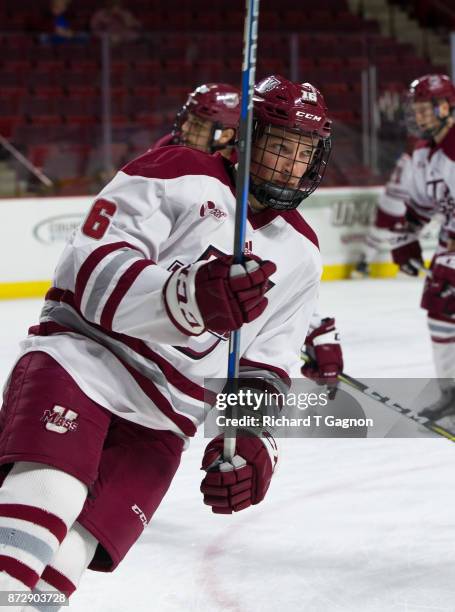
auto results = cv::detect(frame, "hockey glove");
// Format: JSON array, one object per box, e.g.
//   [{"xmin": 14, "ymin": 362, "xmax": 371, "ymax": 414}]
[
  {"xmin": 200, "ymin": 432, "xmax": 278, "ymax": 514},
  {"xmin": 301, "ymin": 317, "xmax": 343, "ymax": 398},
  {"xmin": 164, "ymin": 255, "xmax": 276, "ymax": 336},
  {"xmin": 421, "ymin": 252, "xmax": 455, "ymax": 318}
]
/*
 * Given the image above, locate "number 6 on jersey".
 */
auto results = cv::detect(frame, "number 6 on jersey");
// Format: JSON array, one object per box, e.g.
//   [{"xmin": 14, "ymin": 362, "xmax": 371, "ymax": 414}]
[{"xmin": 82, "ymin": 199, "xmax": 117, "ymax": 239}]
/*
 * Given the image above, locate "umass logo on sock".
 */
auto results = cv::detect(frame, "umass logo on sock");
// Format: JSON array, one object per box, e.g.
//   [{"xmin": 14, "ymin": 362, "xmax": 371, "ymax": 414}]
[{"xmin": 41, "ymin": 405, "xmax": 79, "ymax": 434}]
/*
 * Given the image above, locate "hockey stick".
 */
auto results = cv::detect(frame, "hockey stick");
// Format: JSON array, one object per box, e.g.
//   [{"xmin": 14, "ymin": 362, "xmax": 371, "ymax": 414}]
[
  {"xmin": 224, "ymin": 0, "xmax": 260, "ymax": 461},
  {"xmin": 301, "ymin": 352, "xmax": 455, "ymax": 442}
]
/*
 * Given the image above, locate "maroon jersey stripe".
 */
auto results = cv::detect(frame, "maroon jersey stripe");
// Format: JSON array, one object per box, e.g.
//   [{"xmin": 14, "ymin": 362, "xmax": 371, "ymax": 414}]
[
  {"xmin": 74, "ymin": 241, "xmax": 142, "ymax": 309},
  {"xmin": 281, "ymin": 210, "xmax": 319, "ymax": 249},
  {"xmin": 100, "ymin": 259, "xmax": 155, "ymax": 331},
  {"xmin": 40, "ymin": 289, "xmax": 206, "ymax": 402},
  {"xmin": 120, "ymin": 359, "xmax": 197, "ymax": 436}
]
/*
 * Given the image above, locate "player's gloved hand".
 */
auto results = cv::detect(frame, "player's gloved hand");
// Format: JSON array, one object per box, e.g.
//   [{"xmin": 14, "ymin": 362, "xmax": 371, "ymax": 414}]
[
  {"xmin": 391, "ymin": 237, "xmax": 424, "ymax": 276},
  {"xmin": 421, "ymin": 252, "xmax": 455, "ymax": 317},
  {"xmin": 164, "ymin": 255, "xmax": 276, "ymax": 336},
  {"xmin": 200, "ymin": 432, "xmax": 278, "ymax": 514},
  {"xmin": 301, "ymin": 317, "xmax": 343, "ymax": 398}
]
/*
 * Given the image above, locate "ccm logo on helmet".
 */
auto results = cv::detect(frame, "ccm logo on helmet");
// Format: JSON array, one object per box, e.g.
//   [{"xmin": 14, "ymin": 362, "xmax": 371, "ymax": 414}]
[{"xmin": 296, "ymin": 111, "xmax": 322, "ymax": 121}]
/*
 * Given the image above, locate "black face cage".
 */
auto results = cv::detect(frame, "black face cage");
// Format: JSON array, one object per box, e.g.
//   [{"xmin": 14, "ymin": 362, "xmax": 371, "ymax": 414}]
[{"xmin": 249, "ymin": 122, "xmax": 331, "ymax": 211}]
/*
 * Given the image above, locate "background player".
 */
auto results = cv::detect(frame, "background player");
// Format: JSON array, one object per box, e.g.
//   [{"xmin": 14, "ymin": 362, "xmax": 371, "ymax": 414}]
[
  {"xmin": 351, "ymin": 141, "xmax": 413, "ymax": 278},
  {"xmin": 152, "ymin": 82, "xmax": 240, "ymax": 160},
  {"xmin": 390, "ymin": 74, "xmax": 455, "ymax": 421},
  {"xmin": 0, "ymin": 75, "xmax": 333, "ymax": 604}
]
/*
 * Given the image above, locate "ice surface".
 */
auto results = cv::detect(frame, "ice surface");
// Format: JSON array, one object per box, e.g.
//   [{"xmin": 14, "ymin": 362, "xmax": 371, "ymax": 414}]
[{"xmin": 1, "ymin": 278, "xmax": 454, "ymax": 612}]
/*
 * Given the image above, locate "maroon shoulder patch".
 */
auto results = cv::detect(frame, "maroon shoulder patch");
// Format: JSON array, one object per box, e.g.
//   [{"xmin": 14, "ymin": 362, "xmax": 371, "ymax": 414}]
[{"xmin": 121, "ymin": 146, "xmax": 234, "ymax": 191}]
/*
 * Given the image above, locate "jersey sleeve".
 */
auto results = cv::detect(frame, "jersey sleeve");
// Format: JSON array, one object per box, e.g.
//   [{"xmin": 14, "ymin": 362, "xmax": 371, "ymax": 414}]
[
  {"xmin": 439, "ymin": 141, "xmax": 455, "ymax": 240},
  {"xmin": 53, "ymin": 165, "xmax": 191, "ymax": 345},
  {"xmin": 405, "ymin": 148, "xmax": 436, "ymax": 226},
  {"xmin": 376, "ymin": 153, "xmax": 409, "ymax": 225}
]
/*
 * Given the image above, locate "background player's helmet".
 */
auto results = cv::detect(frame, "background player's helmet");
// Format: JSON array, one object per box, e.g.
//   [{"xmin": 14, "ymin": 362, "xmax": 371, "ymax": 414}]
[
  {"xmin": 173, "ymin": 83, "xmax": 240, "ymax": 152},
  {"xmin": 406, "ymin": 74, "xmax": 455, "ymax": 139},
  {"xmin": 250, "ymin": 75, "xmax": 332, "ymax": 210}
]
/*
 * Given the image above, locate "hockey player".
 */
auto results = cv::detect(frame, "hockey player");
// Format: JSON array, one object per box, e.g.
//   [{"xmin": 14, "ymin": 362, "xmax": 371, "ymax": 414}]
[
  {"xmin": 0, "ymin": 75, "xmax": 334, "ymax": 604},
  {"xmin": 390, "ymin": 74, "xmax": 455, "ymax": 420},
  {"xmin": 152, "ymin": 82, "xmax": 343, "ymax": 386},
  {"xmin": 152, "ymin": 82, "xmax": 240, "ymax": 160},
  {"xmin": 351, "ymin": 142, "xmax": 413, "ymax": 278}
]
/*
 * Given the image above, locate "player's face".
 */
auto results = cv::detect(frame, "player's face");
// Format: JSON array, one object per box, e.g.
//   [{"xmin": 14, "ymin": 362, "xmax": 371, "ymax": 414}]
[
  {"xmin": 412, "ymin": 101, "xmax": 442, "ymax": 133},
  {"xmin": 250, "ymin": 126, "xmax": 317, "ymax": 190},
  {"xmin": 180, "ymin": 113, "xmax": 213, "ymax": 152}
]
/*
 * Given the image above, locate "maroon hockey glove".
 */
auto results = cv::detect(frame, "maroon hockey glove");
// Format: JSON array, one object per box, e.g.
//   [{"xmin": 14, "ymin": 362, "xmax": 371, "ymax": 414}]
[
  {"xmin": 391, "ymin": 237, "xmax": 424, "ymax": 276},
  {"xmin": 301, "ymin": 317, "xmax": 343, "ymax": 398},
  {"xmin": 200, "ymin": 432, "xmax": 278, "ymax": 514},
  {"xmin": 421, "ymin": 252, "xmax": 455, "ymax": 317},
  {"xmin": 164, "ymin": 256, "xmax": 276, "ymax": 336}
]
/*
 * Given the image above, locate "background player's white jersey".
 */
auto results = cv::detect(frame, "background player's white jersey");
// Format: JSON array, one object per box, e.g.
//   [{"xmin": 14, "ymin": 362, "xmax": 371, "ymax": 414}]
[
  {"xmin": 378, "ymin": 151, "xmax": 410, "ymax": 220},
  {"xmin": 405, "ymin": 126, "xmax": 455, "ymax": 248},
  {"xmin": 17, "ymin": 146, "xmax": 321, "ymax": 441}
]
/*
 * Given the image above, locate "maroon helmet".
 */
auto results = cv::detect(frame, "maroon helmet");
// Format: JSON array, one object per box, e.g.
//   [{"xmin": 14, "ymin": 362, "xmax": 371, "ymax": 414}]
[
  {"xmin": 406, "ymin": 74, "xmax": 455, "ymax": 138},
  {"xmin": 250, "ymin": 75, "xmax": 332, "ymax": 210},
  {"xmin": 409, "ymin": 74, "xmax": 455, "ymax": 106},
  {"xmin": 173, "ymin": 83, "xmax": 240, "ymax": 152}
]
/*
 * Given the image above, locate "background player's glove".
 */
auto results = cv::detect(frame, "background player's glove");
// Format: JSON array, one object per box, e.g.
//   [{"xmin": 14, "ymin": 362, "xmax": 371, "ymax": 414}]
[
  {"xmin": 421, "ymin": 252, "xmax": 455, "ymax": 317},
  {"xmin": 164, "ymin": 255, "xmax": 276, "ymax": 336},
  {"xmin": 301, "ymin": 317, "xmax": 343, "ymax": 398},
  {"xmin": 391, "ymin": 237, "xmax": 424, "ymax": 276},
  {"xmin": 200, "ymin": 432, "xmax": 278, "ymax": 514},
  {"xmin": 391, "ymin": 206, "xmax": 426, "ymax": 276}
]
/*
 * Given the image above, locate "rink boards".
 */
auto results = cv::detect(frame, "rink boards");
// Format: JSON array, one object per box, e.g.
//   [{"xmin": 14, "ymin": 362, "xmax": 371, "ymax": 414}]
[{"xmin": 0, "ymin": 188, "xmax": 439, "ymax": 298}]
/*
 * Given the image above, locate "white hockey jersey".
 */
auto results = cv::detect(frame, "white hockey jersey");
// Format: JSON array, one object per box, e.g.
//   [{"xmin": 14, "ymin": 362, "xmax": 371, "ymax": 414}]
[
  {"xmin": 19, "ymin": 146, "xmax": 322, "ymax": 441},
  {"xmin": 404, "ymin": 126, "xmax": 455, "ymax": 248},
  {"xmin": 377, "ymin": 152, "xmax": 410, "ymax": 223}
]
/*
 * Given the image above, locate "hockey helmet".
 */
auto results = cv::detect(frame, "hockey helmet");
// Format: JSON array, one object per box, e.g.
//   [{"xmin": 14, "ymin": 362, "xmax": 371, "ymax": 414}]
[
  {"xmin": 249, "ymin": 75, "xmax": 332, "ymax": 210},
  {"xmin": 173, "ymin": 83, "xmax": 240, "ymax": 152},
  {"xmin": 406, "ymin": 74, "xmax": 455, "ymax": 138}
]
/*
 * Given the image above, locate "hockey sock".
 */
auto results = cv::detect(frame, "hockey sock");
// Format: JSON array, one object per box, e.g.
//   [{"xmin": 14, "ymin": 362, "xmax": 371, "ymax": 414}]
[
  {"xmin": 30, "ymin": 522, "xmax": 98, "ymax": 611},
  {"xmin": 0, "ymin": 462, "xmax": 87, "ymax": 593}
]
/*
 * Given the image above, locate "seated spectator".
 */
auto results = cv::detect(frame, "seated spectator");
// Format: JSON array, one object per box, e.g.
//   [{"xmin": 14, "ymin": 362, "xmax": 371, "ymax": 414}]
[
  {"xmin": 51, "ymin": 0, "xmax": 74, "ymax": 41},
  {"xmin": 41, "ymin": 0, "xmax": 88, "ymax": 45},
  {"xmin": 90, "ymin": 0, "xmax": 141, "ymax": 45}
]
